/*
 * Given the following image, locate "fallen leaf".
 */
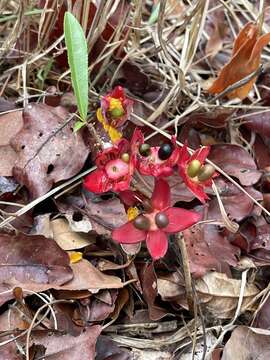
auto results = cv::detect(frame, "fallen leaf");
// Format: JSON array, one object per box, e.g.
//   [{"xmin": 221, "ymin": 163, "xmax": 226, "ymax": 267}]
[
  {"xmin": 141, "ymin": 263, "xmax": 170, "ymax": 321},
  {"xmin": 208, "ymin": 22, "xmax": 270, "ymax": 99},
  {"xmin": 24, "ymin": 326, "xmax": 102, "ymax": 360},
  {"xmin": 11, "ymin": 103, "xmax": 89, "ymax": 198},
  {"xmin": 184, "ymin": 224, "xmax": 240, "ymax": 278},
  {"xmin": 0, "ymin": 232, "xmax": 73, "ymax": 285},
  {"xmin": 181, "ymin": 108, "xmax": 233, "ymax": 129},
  {"xmin": 0, "ymin": 176, "xmax": 18, "ymax": 196},
  {"xmin": 51, "ymin": 218, "xmax": 94, "ymax": 250},
  {"xmin": 253, "ymin": 295, "xmax": 270, "ymax": 330},
  {"xmin": 0, "ymin": 258, "xmax": 123, "ymax": 306},
  {"xmin": 209, "ymin": 144, "xmax": 261, "ymax": 186},
  {"xmin": 221, "ymin": 326, "xmax": 270, "ymax": 359},
  {"xmin": 53, "ymin": 259, "xmax": 124, "ymax": 292},
  {"xmin": 85, "ymin": 196, "xmax": 127, "ymax": 236},
  {"xmin": 0, "ymin": 110, "xmax": 23, "ymax": 176},
  {"xmin": 195, "ymin": 272, "xmax": 259, "ymax": 318},
  {"xmin": 74, "ymin": 290, "xmax": 118, "ymax": 323},
  {"xmin": 243, "ymin": 111, "xmax": 270, "ymax": 137},
  {"xmin": 96, "ymin": 335, "xmax": 131, "ymax": 360},
  {"xmin": 208, "ymin": 185, "xmax": 263, "ymax": 221},
  {"xmin": 253, "ymin": 135, "xmax": 270, "ymax": 170}
]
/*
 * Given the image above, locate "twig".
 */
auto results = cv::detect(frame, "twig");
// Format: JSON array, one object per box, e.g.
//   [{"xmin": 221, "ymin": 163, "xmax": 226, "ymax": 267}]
[{"xmin": 176, "ymin": 232, "xmax": 194, "ymax": 314}]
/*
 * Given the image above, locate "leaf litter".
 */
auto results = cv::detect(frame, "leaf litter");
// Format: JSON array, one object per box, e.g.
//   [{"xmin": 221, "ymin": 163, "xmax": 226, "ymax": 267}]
[{"xmin": 1, "ymin": 1, "xmax": 270, "ymax": 359}]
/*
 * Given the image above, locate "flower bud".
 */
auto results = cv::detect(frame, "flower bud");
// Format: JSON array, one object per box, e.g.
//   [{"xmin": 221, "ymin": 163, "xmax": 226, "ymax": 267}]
[
  {"xmin": 155, "ymin": 212, "xmax": 169, "ymax": 228},
  {"xmin": 197, "ymin": 164, "xmax": 215, "ymax": 182},
  {"xmin": 187, "ymin": 159, "xmax": 201, "ymax": 178},
  {"xmin": 133, "ymin": 215, "xmax": 150, "ymax": 230},
  {"xmin": 139, "ymin": 143, "xmax": 151, "ymax": 157},
  {"xmin": 121, "ymin": 153, "xmax": 130, "ymax": 163},
  {"xmin": 158, "ymin": 143, "xmax": 173, "ymax": 160}
]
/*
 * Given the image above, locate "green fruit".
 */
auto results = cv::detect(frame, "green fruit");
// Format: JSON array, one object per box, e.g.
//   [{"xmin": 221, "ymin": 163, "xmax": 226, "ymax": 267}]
[
  {"xmin": 139, "ymin": 143, "xmax": 151, "ymax": 157},
  {"xmin": 197, "ymin": 164, "xmax": 215, "ymax": 182},
  {"xmin": 121, "ymin": 153, "xmax": 130, "ymax": 163},
  {"xmin": 110, "ymin": 107, "xmax": 124, "ymax": 118},
  {"xmin": 187, "ymin": 159, "xmax": 201, "ymax": 178}
]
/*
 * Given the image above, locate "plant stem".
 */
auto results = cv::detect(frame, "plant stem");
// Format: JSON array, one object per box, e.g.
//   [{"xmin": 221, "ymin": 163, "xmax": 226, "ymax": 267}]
[{"xmin": 176, "ymin": 232, "xmax": 194, "ymax": 314}]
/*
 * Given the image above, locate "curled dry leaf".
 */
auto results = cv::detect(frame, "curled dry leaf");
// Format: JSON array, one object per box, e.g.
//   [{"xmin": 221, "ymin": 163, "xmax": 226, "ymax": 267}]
[
  {"xmin": 208, "ymin": 22, "xmax": 270, "ymax": 100},
  {"xmin": 158, "ymin": 271, "xmax": 258, "ymax": 319},
  {"xmin": 51, "ymin": 218, "xmax": 95, "ymax": 250},
  {"xmin": 209, "ymin": 144, "xmax": 261, "ymax": 186},
  {"xmin": 11, "ymin": 103, "xmax": 89, "ymax": 198},
  {"xmin": 0, "ymin": 110, "xmax": 23, "ymax": 176},
  {"xmin": 195, "ymin": 272, "xmax": 259, "ymax": 318},
  {"xmin": 221, "ymin": 326, "xmax": 270, "ymax": 360}
]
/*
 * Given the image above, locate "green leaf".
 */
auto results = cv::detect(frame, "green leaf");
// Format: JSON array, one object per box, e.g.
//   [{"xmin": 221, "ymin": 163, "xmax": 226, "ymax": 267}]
[
  {"xmin": 64, "ymin": 12, "xmax": 88, "ymax": 121},
  {"xmin": 73, "ymin": 120, "xmax": 86, "ymax": 132},
  {"xmin": 148, "ymin": 2, "xmax": 160, "ymax": 25}
]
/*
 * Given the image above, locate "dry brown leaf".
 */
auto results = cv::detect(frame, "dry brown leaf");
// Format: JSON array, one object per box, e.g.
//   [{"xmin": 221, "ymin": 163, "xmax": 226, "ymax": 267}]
[
  {"xmin": 208, "ymin": 22, "xmax": 270, "ymax": 99},
  {"xmin": 51, "ymin": 218, "xmax": 95, "ymax": 250},
  {"xmin": 26, "ymin": 327, "xmax": 102, "ymax": 360},
  {"xmin": 222, "ymin": 326, "xmax": 270, "ymax": 360},
  {"xmin": 159, "ymin": 272, "xmax": 259, "ymax": 318},
  {"xmin": 0, "ymin": 259, "xmax": 123, "ymax": 306},
  {"xmin": 195, "ymin": 272, "xmax": 259, "ymax": 318},
  {"xmin": 11, "ymin": 103, "xmax": 89, "ymax": 198},
  {"xmin": 0, "ymin": 110, "xmax": 23, "ymax": 176}
]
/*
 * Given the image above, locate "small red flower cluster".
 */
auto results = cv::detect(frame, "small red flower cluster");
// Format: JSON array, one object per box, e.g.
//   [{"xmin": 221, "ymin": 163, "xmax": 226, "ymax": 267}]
[{"xmin": 84, "ymin": 86, "xmax": 217, "ymax": 259}]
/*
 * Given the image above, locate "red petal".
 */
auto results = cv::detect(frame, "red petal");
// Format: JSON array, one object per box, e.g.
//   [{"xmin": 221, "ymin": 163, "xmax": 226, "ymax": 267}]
[
  {"xmin": 111, "ymin": 86, "xmax": 125, "ymax": 99},
  {"xmin": 178, "ymin": 167, "xmax": 209, "ymax": 204},
  {"xmin": 112, "ymin": 221, "xmax": 146, "ymax": 243},
  {"xmin": 146, "ymin": 230, "xmax": 168, "ymax": 260},
  {"xmin": 190, "ymin": 146, "xmax": 210, "ymax": 164},
  {"xmin": 179, "ymin": 144, "xmax": 190, "ymax": 165},
  {"xmin": 151, "ymin": 178, "xmax": 171, "ymax": 210},
  {"xmin": 163, "ymin": 207, "xmax": 201, "ymax": 233},
  {"xmin": 83, "ymin": 169, "xmax": 110, "ymax": 193}
]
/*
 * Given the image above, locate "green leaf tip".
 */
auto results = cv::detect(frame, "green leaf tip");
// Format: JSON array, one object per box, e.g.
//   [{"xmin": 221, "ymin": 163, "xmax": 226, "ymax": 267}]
[{"xmin": 64, "ymin": 11, "xmax": 88, "ymax": 122}]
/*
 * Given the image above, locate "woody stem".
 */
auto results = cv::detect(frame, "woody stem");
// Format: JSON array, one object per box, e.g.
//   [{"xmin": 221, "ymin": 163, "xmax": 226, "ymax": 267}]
[{"xmin": 176, "ymin": 233, "xmax": 194, "ymax": 315}]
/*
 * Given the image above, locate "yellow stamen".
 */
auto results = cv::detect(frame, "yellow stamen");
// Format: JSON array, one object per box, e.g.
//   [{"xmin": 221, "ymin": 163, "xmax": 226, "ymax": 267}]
[
  {"xmin": 108, "ymin": 98, "xmax": 124, "ymax": 113},
  {"xmin": 96, "ymin": 108, "xmax": 122, "ymax": 143},
  {"xmin": 127, "ymin": 206, "xmax": 139, "ymax": 221}
]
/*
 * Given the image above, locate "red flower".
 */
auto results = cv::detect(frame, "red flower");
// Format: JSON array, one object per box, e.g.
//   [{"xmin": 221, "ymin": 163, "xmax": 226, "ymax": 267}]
[
  {"xmin": 100, "ymin": 86, "xmax": 133, "ymax": 128},
  {"xmin": 112, "ymin": 179, "xmax": 201, "ymax": 260},
  {"xmin": 137, "ymin": 136, "xmax": 180, "ymax": 177},
  {"xmin": 178, "ymin": 144, "xmax": 216, "ymax": 203},
  {"xmin": 84, "ymin": 129, "xmax": 143, "ymax": 193}
]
